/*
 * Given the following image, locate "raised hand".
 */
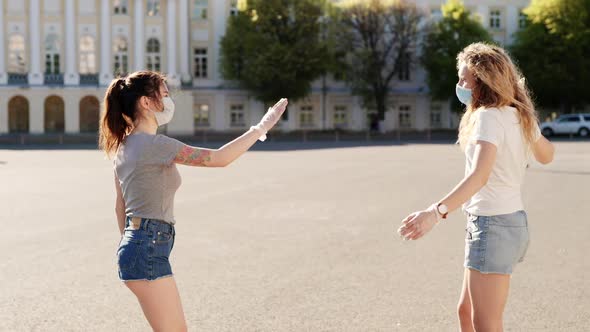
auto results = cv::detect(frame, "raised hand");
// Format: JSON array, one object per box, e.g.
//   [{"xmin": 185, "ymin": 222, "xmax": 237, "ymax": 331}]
[{"xmin": 252, "ymin": 98, "xmax": 288, "ymax": 141}]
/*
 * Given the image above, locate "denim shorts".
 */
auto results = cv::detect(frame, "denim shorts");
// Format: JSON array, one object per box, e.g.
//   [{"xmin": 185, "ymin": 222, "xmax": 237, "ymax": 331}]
[
  {"xmin": 117, "ymin": 217, "xmax": 176, "ymax": 282},
  {"xmin": 464, "ymin": 210, "xmax": 530, "ymax": 275}
]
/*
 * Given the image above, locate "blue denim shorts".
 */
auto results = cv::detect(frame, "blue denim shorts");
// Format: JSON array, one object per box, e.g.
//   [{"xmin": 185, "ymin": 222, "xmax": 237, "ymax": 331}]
[
  {"xmin": 464, "ymin": 210, "xmax": 530, "ymax": 275},
  {"xmin": 117, "ymin": 217, "xmax": 176, "ymax": 282}
]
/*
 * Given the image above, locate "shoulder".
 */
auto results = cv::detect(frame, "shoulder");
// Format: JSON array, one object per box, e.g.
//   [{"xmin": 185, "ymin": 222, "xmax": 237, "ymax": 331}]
[
  {"xmin": 477, "ymin": 107, "xmax": 502, "ymax": 116},
  {"xmin": 153, "ymin": 134, "xmax": 184, "ymax": 146},
  {"xmin": 476, "ymin": 107, "xmax": 505, "ymax": 125}
]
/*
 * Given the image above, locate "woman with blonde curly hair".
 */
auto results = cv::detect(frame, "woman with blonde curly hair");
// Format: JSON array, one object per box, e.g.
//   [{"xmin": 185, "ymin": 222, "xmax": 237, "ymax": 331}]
[{"xmin": 398, "ymin": 43, "xmax": 554, "ymax": 331}]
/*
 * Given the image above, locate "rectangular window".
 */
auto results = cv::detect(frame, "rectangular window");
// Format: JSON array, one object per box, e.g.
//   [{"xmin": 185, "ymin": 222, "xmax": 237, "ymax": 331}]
[
  {"xmin": 430, "ymin": 104, "xmax": 442, "ymax": 128},
  {"xmin": 230, "ymin": 104, "xmax": 245, "ymax": 127},
  {"xmin": 113, "ymin": 0, "xmax": 128, "ymax": 15},
  {"xmin": 489, "ymin": 9, "xmax": 502, "ymax": 29},
  {"xmin": 194, "ymin": 104, "xmax": 210, "ymax": 127},
  {"xmin": 193, "ymin": 48, "xmax": 208, "ymax": 78},
  {"xmin": 518, "ymin": 11, "xmax": 527, "ymax": 29},
  {"xmin": 147, "ymin": 0, "xmax": 160, "ymax": 16},
  {"xmin": 398, "ymin": 52, "xmax": 411, "ymax": 81},
  {"xmin": 114, "ymin": 55, "xmax": 128, "ymax": 76},
  {"xmin": 193, "ymin": 0, "xmax": 208, "ymax": 20},
  {"xmin": 45, "ymin": 53, "xmax": 60, "ymax": 74},
  {"xmin": 399, "ymin": 105, "xmax": 412, "ymax": 128},
  {"xmin": 230, "ymin": 0, "xmax": 239, "ymax": 16},
  {"xmin": 333, "ymin": 105, "xmax": 348, "ymax": 129},
  {"xmin": 299, "ymin": 105, "xmax": 314, "ymax": 128}
]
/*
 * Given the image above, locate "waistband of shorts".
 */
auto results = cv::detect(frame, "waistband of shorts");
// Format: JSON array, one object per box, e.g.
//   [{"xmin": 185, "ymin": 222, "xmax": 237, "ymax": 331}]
[{"xmin": 125, "ymin": 216, "xmax": 174, "ymax": 233}]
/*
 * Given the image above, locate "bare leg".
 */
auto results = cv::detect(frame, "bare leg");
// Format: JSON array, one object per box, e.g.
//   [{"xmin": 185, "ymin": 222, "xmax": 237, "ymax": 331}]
[
  {"xmin": 467, "ymin": 269, "xmax": 511, "ymax": 332},
  {"xmin": 125, "ymin": 277, "xmax": 188, "ymax": 332},
  {"xmin": 457, "ymin": 269, "xmax": 475, "ymax": 332}
]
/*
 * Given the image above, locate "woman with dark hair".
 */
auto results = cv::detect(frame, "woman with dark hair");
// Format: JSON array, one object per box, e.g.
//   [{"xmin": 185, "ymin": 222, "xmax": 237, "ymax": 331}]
[{"xmin": 99, "ymin": 71, "xmax": 287, "ymax": 331}]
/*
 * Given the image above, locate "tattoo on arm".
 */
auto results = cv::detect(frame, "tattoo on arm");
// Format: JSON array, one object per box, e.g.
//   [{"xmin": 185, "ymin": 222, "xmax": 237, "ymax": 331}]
[{"xmin": 174, "ymin": 145, "xmax": 213, "ymax": 166}]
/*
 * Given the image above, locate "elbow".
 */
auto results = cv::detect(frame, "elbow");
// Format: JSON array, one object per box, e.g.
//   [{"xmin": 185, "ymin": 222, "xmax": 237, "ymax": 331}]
[
  {"xmin": 537, "ymin": 155, "xmax": 554, "ymax": 165},
  {"xmin": 115, "ymin": 203, "xmax": 125, "ymax": 215},
  {"xmin": 536, "ymin": 149, "xmax": 555, "ymax": 165},
  {"xmin": 210, "ymin": 160, "xmax": 230, "ymax": 168},
  {"xmin": 535, "ymin": 141, "xmax": 555, "ymax": 165}
]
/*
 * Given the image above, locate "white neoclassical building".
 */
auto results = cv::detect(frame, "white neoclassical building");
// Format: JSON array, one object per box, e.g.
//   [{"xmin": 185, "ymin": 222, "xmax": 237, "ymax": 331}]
[{"xmin": 0, "ymin": 0, "xmax": 530, "ymax": 136}]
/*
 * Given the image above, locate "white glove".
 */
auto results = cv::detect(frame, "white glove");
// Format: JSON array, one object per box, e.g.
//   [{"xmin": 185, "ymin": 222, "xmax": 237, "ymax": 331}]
[{"xmin": 251, "ymin": 98, "xmax": 288, "ymax": 141}]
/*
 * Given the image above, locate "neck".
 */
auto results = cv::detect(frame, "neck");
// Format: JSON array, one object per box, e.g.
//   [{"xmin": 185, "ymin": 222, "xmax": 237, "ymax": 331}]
[{"xmin": 131, "ymin": 118, "xmax": 159, "ymax": 135}]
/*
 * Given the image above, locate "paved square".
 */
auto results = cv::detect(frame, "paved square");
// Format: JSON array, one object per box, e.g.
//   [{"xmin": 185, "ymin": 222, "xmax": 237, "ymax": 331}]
[{"xmin": 1, "ymin": 142, "xmax": 588, "ymax": 331}]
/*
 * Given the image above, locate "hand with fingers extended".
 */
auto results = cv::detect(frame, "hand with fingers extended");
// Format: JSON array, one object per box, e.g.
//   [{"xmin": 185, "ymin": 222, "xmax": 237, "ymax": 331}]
[
  {"xmin": 397, "ymin": 204, "xmax": 439, "ymax": 241},
  {"xmin": 252, "ymin": 98, "xmax": 289, "ymax": 141}
]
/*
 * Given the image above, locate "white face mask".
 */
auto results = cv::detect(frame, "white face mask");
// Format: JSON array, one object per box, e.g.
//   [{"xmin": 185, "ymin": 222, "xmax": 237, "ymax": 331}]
[{"xmin": 152, "ymin": 97, "xmax": 175, "ymax": 126}]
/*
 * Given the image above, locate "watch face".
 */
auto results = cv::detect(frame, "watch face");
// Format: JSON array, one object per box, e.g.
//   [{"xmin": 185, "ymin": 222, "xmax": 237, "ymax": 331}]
[{"xmin": 438, "ymin": 204, "xmax": 448, "ymax": 214}]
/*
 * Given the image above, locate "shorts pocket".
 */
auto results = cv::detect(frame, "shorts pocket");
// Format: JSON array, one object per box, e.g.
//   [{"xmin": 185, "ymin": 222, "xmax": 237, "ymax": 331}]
[
  {"xmin": 155, "ymin": 230, "xmax": 173, "ymax": 244},
  {"xmin": 465, "ymin": 216, "xmax": 488, "ymax": 268},
  {"xmin": 117, "ymin": 237, "xmax": 143, "ymax": 272}
]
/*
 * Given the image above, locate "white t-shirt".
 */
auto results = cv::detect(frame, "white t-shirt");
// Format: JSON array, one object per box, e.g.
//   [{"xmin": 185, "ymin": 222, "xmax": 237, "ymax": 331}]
[{"xmin": 463, "ymin": 106, "xmax": 540, "ymax": 216}]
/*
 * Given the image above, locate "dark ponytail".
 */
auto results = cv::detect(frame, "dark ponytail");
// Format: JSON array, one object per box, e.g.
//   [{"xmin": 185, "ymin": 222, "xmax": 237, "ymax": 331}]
[{"xmin": 99, "ymin": 71, "xmax": 166, "ymax": 156}]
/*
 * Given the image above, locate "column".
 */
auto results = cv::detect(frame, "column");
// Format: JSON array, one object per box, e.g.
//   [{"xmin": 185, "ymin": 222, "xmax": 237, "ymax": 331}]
[
  {"xmin": 166, "ymin": 0, "xmax": 179, "ymax": 86},
  {"xmin": 506, "ymin": 5, "xmax": 519, "ymax": 45},
  {"xmin": 99, "ymin": 0, "xmax": 113, "ymax": 85},
  {"xmin": 179, "ymin": 0, "xmax": 191, "ymax": 83},
  {"xmin": 30, "ymin": 94, "xmax": 44, "ymax": 133},
  {"xmin": 65, "ymin": 95, "xmax": 79, "ymax": 133},
  {"xmin": 352, "ymin": 96, "xmax": 364, "ymax": 131},
  {"xmin": 0, "ymin": 92, "xmax": 7, "ymax": 133},
  {"xmin": 28, "ymin": 0, "xmax": 43, "ymax": 85},
  {"xmin": 0, "ymin": 0, "xmax": 7, "ymax": 84},
  {"xmin": 64, "ymin": 0, "xmax": 79, "ymax": 85},
  {"xmin": 213, "ymin": 93, "xmax": 226, "ymax": 131},
  {"xmin": 415, "ymin": 95, "xmax": 429, "ymax": 131},
  {"xmin": 212, "ymin": 0, "xmax": 227, "ymax": 83},
  {"xmin": 134, "ymin": 0, "xmax": 144, "ymax": 70}
]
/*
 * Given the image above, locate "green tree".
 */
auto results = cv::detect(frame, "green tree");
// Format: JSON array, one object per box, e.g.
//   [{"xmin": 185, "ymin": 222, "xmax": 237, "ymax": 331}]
[
  {"xmin": 420, "ymin": 0, "xmax": 493, "ymax": 113},
  {"xmin": 336, "ymin": 0, "xmax": 424, "ymax": 121},
  {"xmin": 511, "ymin": 0, "xmax": 590, "ymax": 113},
  {"xmin": 220, "ymin": 0, "xmax": 331, "ymax": 106}
]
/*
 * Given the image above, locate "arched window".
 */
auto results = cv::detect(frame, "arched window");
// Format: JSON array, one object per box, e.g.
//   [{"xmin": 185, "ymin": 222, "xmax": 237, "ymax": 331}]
[
  {"xmin": 8, "ymin": 96, "xmax": 30, "ymax": 133},
  {"xmin": 80, "ymin": 96, "xmax": 100, "ymax": 133},
  {"xmin": 44, "ymin": 96, "xmax": 65, "ymax": 133}
]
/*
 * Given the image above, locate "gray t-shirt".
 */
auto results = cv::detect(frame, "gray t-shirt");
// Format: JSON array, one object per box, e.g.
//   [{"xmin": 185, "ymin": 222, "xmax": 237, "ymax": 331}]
[{"xmin": 114, "ymin": 133, "xmax": 185, "ymax": 224}]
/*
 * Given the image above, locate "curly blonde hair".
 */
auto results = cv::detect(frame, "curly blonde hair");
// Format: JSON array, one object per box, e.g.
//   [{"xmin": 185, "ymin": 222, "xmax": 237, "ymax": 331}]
[{"xmin": 457, "ymin": 43, "xmax": 539, "ymax": 149}]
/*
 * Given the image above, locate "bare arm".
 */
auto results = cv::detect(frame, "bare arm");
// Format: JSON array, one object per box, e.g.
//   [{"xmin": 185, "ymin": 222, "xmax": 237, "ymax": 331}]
[
  {"xmin": 532, "ymin": 135, "xmax": 554, "ymax": 164},
  {"xmin": 438, "ymin": 141, "xmax": 497, "ymax": 213},
  {"xmin": 174, "ymin": 98, "xmax": 288, "ymax": 168},
  {"xmin": 398, "ymin": 141, "xmax": 497, "ymax": 240},
  {"xmin": 173, "ymin": 127, "xmax": 263, "ymax": 168},
  {"xmin": 114, "ymin": 172, "xmax": 126, "ymax": 235}
]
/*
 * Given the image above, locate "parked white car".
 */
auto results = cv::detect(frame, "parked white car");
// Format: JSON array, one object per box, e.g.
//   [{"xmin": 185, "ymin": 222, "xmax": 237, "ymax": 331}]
[{"xmin": 540, "ymin": 113, "xmax": 590, "ymax": 137}]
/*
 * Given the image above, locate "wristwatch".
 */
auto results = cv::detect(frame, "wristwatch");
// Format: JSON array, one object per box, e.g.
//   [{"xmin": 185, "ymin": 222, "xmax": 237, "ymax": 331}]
[{"xmin": 436, "ymin": 203, "xmax": 449, "ymax": 220}]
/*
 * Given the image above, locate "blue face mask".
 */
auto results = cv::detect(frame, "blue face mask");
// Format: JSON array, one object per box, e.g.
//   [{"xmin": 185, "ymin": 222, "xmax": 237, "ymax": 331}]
[{"xmin": 456, "ymin": 84, "xmax": 472, "ymax": 105}]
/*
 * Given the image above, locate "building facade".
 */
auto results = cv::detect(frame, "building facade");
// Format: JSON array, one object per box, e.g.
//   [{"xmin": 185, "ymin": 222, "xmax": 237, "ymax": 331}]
[{"xmin": 0, "ymin": 0, "xmax": 530, "ymax": 136}]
